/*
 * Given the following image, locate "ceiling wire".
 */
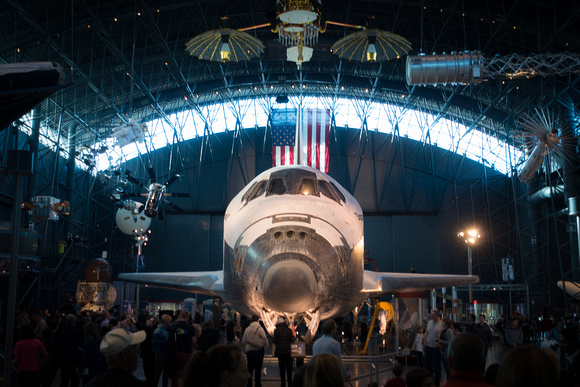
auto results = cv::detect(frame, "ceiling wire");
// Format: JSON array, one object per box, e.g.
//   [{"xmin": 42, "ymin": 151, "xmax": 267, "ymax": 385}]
[
  {"xmin": 130, "ymin": 1, "xmax": 137, "ymax": 117},
  {"xmin": 419, "ymin": 0, "xmax": 424, "ymax": 53},
  {"xmin": 462, "ymin": 0, "xmax": 467, "ymax": 51}
]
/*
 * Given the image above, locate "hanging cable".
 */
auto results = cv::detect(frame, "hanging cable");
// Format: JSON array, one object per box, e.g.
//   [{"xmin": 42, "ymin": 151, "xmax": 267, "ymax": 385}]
[{"xmin": 419, "ymin": 0, "xmax": 424, "ymax": 53}]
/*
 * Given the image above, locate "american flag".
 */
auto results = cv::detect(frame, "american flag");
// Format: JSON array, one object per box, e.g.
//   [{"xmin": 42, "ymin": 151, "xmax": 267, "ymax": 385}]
[
  {"xmin": 272, "ymin": 109, "xmax": 297, "ymax": 167},
  {"xmin": 301, "ymin": 108, "xmax": 331, "ymax": 173}
]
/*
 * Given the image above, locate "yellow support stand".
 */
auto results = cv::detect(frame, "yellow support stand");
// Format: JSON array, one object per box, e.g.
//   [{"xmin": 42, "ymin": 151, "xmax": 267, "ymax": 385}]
[{"xmin": 359, "ymin": 301, "xmax": 395, "ymax": 354}]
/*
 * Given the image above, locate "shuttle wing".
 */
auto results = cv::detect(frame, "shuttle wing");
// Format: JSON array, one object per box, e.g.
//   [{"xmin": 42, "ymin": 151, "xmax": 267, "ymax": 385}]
[
  {"xmin": 118, "ymin": 271, "xmax": 225, "ymax": 297},
  {"xmin": 362, "ymin": 270, "xmax": 479, "ymax": 297},
  {"xmin": 557, "ymin": 281, "xmax": 580, "ymax": 299}
]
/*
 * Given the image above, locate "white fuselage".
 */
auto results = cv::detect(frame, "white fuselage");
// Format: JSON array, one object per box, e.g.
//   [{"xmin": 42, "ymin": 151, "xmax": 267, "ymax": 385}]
[{"xmin": 222, "ymin": 165, "xmax": 366, "ymax": 319}]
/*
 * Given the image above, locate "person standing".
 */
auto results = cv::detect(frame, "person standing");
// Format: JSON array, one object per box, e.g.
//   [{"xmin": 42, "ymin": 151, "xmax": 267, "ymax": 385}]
[
  {"xmin": 273, "ymin": 317, "xmax": 295, "ymax": 387},
  {"xmin": 168, "ymin": 310, "xmax": 197, "ymax": 387},
  {"xmin": 139, "ymin": 316, "xmax": 157, "ymax": 385},
  {"xmin": 12, "ymin": 324, "xmax": 49, "ymax": 387},
  {"xmin": 312, "ymin": 319, "xmax": 349, "ymax": 380},
  {"xmin": 242, "ymin": 314, "xmax": 269, "ymax": 387},
  {"xmin": 181, "ymin": 344, "xmax": 250, "ymax": 387},
  {"xmin": 439, "ymin": 317, "xmax": 455, "ymax": 381},
  {"xmin": 384, "ymin": 363, "xmax": 406, "ymax": 387},
  {"xmin": 559, "ymin": 327, "xmax": 580, "ymax": 386},
  {"xmin": 152, "ymin": 314, "xmax": 172, "ymax": 387},
  {"xmin": 78, "ymin": 321, "xmax": 103, "ymax": 385},
  {"xmin": 424, "ymin": 310, "xmax": 444, "ymax": 387},
  {"xmin": 473, "ymin": 314, "xmax": 492, "ymax": 358},
  {"xmin": 198, "ymin": 319, "xmax": 220, "ymax": 352},
  {"xmin": 58, "ymin": 240, "xmax": 66, "ymax": 259},
  {"xmin": 85, "ymin": 329, "xmax": 148, "ymax": 387},
  {"xmin": 411, "ymin": 325, "xmax": 425, "ymax": 368},
  {"xmin": 32, "ymin": 310, "xmax": 48, "ymax": 339},
  {"xmin": 444, "ymin": 333, "xmax": 493, "ymax": 387},
  {"xmin": 464, "ymin": 314, "xmax": 476, "ymax": 333},
  {"xmin": 360, "ymin": 316, "xmax": 369, "ymax": 343},
  {"xmin": 504, "ymin": 318, "xmax": 523, "ymax": 349},
  {"xmin": 55, "ymin": 313, "xmax": 83, "ymax": 387}
]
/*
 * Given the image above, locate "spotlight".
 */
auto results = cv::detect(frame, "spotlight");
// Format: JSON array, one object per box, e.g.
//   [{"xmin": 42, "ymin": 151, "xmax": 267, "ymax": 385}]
[
  {"xmin": 366, "ymin": 36, "xmax": 377, "ymax": 62},
  {"xmin": 220, "ymin": 35, "xmax": 231, "ymax": 62}
]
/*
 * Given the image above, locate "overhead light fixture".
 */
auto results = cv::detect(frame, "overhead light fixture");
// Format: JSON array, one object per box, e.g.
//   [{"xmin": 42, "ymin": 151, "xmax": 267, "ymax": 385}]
[
  {"xmin": 366, "ymin": 36, "xmax": 377, "ymax": 62},
  {"xmin": 185, "ymin": 16, "xmax": 265, "ymax": 62},
  {"xmin": 220, "ymin": 36, "xmax": 231, "ymax": 62},
  {"xmin": 331, "ymin": 16, "xmax": 411, "ymax": 63}
]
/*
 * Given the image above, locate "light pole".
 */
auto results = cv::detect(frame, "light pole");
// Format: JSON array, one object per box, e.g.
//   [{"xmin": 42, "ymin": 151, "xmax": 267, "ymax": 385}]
[{"xmin": 458, "ymin": 229, "xmax": 480, "ymax": 303}]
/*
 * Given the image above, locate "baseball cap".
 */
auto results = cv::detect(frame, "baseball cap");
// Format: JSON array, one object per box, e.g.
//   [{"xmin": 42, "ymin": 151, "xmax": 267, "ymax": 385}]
[{"xmin": 100, "ymin": 329, "xmax": 146, "ymax": 357}]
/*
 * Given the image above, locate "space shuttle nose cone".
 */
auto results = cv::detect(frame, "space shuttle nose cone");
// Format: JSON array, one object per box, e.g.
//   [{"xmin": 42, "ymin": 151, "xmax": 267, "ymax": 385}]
[{"xmin": 262, "ymin": 259, "xmax": 317, "ymax": 313}]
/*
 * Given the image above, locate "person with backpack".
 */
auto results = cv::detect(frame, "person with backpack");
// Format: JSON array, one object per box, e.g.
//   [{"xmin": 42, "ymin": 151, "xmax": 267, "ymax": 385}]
[{"xmin": 242, "ymin": 315, "xmax": 269, "ymax": 387}]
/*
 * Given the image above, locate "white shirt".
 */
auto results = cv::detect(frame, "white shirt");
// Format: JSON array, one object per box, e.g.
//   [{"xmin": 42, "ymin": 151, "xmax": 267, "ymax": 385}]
[
  {"xmin": 425, "ymin": 319, "xmax": 443, "ymax": 348},
  {"xmin": 412, "ymin": 332, "xmax": 424, "ymax": 352}
]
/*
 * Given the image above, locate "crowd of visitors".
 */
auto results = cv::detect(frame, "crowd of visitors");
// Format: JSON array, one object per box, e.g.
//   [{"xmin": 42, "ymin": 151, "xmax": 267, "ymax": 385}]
[
  {"xmin": 396, "ymin": 310, "xmax": 580, "ymax": 387},
  {"xmin": 6, "ymin": 306, "xmax": 580, "ymax": 386}
]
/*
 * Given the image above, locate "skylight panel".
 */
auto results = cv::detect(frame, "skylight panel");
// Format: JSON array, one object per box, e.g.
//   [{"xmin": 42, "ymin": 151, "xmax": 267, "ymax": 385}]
[{"xmin": 76, "ymin": 96, "xmax": 523, "ymax": 176}]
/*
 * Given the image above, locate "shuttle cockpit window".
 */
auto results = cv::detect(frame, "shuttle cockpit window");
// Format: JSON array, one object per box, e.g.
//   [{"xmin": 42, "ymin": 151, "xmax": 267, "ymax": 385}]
[
  {"xmin": 243, "ymin": 180, "xmax": 267, "ymax": 203},
  {"xmin": 330, "ymin": 182, "xmax": 346, "ymax": 202},
  {"xmin": 319, "ymin": 180, "xmax": 341, "ymax": 203},
  {"xmin": 266, "ymin": 177, "xmax": 286, "ymax": 196},
  {"xmin": 241, "ymin": 182, "xmax": 258, "ymax": 202},
  {"xmin": 299, "ymin": 178, "xmax": 318, "ymax": 196}
]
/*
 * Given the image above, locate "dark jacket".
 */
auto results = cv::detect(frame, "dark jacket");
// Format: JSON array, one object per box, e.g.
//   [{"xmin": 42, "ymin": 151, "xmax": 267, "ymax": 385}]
[
  {"xmin": 198, "ymin": 326, "xmax": 220, "ymax": 352},
  {"xmin": 55, "ymin": 325, "xmax": 83, "ymax": 366},
  {"xmin": 473, "ymin": 323, "xmax": 492, "ymax": 348},
  {"xmin": 168, "ymin": 321, "xmax": 196, "ymax": 354},
  {"xmin": 273, "ymin": 322, "xmax": 294, "ymax": 356}
]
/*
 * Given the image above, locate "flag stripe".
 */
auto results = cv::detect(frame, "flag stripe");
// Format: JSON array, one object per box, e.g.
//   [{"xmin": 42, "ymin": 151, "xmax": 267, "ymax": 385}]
[
  {"xmin": 273, "ymin": 145, "xmax": 295, "ymax": 167},
  {"xmin": 323, "ymin": 109, "xmax": 330, "ymax": 172},
  {"xmin": 316, "ymin": 110, "xmax": 321, "ymax": 170},
  {"xmin": 300, "ymin": 108, "xmax": 330, "ymax": 173}
]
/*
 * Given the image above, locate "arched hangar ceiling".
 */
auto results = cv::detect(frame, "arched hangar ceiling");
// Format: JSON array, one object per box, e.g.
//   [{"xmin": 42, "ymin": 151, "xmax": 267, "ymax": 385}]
[{"xmin": 1, "ymin": 0, "xmax": 579, "ymax": 151}]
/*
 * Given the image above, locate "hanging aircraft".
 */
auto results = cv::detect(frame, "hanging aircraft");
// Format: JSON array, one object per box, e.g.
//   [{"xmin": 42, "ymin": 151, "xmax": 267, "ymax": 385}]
[{"xmin": 119, "ymin": 165, "xmax": 478, "ymax": 336}]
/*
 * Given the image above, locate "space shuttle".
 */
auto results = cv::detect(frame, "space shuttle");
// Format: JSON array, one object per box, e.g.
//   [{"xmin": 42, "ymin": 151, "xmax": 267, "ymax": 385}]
[{"xmin": 119, "ymin": 165, "xmax": 478, "ymax": 336}]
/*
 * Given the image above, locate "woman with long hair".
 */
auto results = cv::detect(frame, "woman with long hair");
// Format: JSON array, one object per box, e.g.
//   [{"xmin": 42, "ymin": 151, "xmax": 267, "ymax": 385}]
[{"xmin": 306, "ymin": 353, "xmax": 345, "ymax": 387}]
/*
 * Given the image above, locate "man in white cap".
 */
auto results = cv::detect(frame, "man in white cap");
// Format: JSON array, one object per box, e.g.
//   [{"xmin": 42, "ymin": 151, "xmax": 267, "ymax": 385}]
[{"xmin": 85, "ymin": 328, "xmax": 148, "ymax": 387}]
